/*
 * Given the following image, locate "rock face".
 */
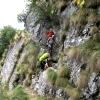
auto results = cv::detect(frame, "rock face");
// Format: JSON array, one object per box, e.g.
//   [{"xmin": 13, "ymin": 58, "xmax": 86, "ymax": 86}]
[
  {"xmin": 25, "ymin": 11, "xmax": 41, "ymax": 43},
  {"xmin": 25, "ymin": 12, "xmax": 54, "ymax": 46},
  {"xmin": 0, "ymin": 0, "xmax": 100, "ymax": 100},
  {"xmin": 31, "ymin": 68, "xmax": 67, "ymax": 99},
  {"xmin": 24, "ymin": 10, "xmax": 61, "ymax": 60},
  {"xmin": 83, "ymin": 73, "xmax": 100, "ymax": 100},
  {"xmin": 1, "ymin": 39, "xmax": 24, "ymax": 83},
  {"xmin": 31, "ymin": 68, "xmax": 55, "ymax": 96},
  {"xmin": 23, "ymin": 0, "xmax": 100, "ymax": 99}
]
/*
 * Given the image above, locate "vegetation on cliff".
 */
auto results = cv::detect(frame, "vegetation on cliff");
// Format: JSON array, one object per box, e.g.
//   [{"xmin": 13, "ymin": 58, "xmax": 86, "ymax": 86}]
[{"xmin": 0, "ymin": 26, "xmax": 16, "ymax": 58}]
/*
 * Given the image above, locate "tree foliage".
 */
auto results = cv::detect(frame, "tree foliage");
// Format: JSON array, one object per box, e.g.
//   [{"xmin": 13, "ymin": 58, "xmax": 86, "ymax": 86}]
[
  {"xmin": 0, "ymin": 26, "xmax": 16, "ymax": 57},
  {"xmin": 26, "ymin": 0, "xmax": 58, "ymax": 22},
  {"xmin": 28, "ymin": 0, "xmax": 57, "ymax": 16},
  {"xmin": 17, "ymin": 13, "xmax": 27, "ymax": 23}
]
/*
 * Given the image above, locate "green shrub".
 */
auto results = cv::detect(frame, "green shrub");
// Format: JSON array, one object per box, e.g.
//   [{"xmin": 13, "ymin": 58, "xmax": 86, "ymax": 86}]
[
  {"xmin": 47, "ymin": 68, "xmax": 57, "ymax": 85},
  {"xmin": 10, "ymin": 85, "xmax": 29, "ymax": 100},
  {"xmin": 0, "ymin": 26, "xmax": 16, "ymax": 57}
]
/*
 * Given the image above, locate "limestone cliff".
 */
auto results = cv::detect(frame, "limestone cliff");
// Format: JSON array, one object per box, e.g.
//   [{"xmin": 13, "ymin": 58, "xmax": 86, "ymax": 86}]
[{"xmin": 0, "ymin": 0, "xmax": 100, "ymax": 100}]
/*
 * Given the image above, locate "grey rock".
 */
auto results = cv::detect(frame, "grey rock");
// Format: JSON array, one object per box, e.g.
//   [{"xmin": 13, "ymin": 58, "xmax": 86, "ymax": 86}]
[
  {"xmin": 82, "ymin": 73, "xmax": 100, "ymax": 99},
  {"xmin": 31, "ymin": 72, "xmax": 54, "ymax": 96},
  {"xmin": 56, "ymin": 89, "xmax": 68, "ymax": 99},
  {"xmin": 1, "ymin": 39, "xmax": 24, "ymax": 83}
]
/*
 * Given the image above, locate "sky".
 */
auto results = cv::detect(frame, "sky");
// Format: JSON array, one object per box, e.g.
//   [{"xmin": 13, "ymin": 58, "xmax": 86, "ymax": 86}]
[{"xmin": 0, "ymin": 0, "xmax": 26, "ymax": 30}]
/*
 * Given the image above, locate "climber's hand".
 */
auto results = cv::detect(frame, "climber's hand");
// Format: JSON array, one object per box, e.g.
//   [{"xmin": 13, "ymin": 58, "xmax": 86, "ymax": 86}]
[{"xmin": 45, "ymin": 63, "xmax": 48, "ymax": 69}]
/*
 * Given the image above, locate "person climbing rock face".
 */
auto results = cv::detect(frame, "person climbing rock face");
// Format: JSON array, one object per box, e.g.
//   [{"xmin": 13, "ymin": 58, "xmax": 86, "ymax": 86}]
[
  {"xmin": 46, "ymin": 28, "xmax": 55, "ymax": 40},
  {"xmin": 45, "ymin": 28, "xmax": 55, "ymax": 57},
  {"xmin": 38, "ymin": 52, "xmax": 49, "ymax": 71}
]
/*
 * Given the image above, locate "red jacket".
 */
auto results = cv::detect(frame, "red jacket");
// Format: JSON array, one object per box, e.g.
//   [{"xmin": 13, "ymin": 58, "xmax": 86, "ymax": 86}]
[{"xmin": 46, "ymin": 31, "xmax": 54, "ymax": 39}]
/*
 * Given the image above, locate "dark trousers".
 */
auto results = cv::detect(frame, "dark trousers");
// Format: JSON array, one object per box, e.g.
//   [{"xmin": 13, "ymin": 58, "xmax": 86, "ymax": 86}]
[
  {"xmin": 47, "ymin": 37, "xmax": 55, "ymax": 57},
  {"xmin": 40, "ymin": 61, "xmax": 46, "ymax": 70}
]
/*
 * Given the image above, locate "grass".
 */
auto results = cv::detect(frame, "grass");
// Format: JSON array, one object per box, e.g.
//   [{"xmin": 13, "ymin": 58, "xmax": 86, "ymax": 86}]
[
  {"xmin": 90, "ymin": 27, "xmax": 100, "ymax": 42},
  {"xmin": 76, "ymin": 28, "xmax": 100, "ymax": 88},
  {"xmin": 0, "ymin": 85, "xmax": 29, "ymax": 100},
  {"xmin": 88, "ymin": 12, "xmax": 98, "ymax": 24},
  {"xmin": 45, "ymin": 66, "xmax": 71, "ymax": 90},
  {"xmin": 17, "ymin": 64, "xmax": 29, "ymax": 75},
  {"xmin": 79, "ymin": 31, "xmax": 100, "ymax": 74},
  {"xmin": 23, "ymin": 74, "xmax": 32, "ymax": 86},
  {"xmin": 10, "ymin": 85, "xmax": 29, "ymax": 100},
  {"xmin": 15, "ymin": 41, "xmax": 40, "ymax": 87},
  {"xmin": 58, "ymin": 52, "xmax": 64, "ymax": 66},
  {"xmin": 0, "ymin": 85, "xmax": 9, "ymax": 100},
  {"xmin": 76, "ymin": 70, "xmax": 89, "ymax": 89},
  {"xmin": 36, "ymin": 96, "xmax": 52, "ymax": 100},
  {"xmin": 55, "ymin": 0, "xmax": 66, "ymax": 10},
  {"xmin": 65, "ymin": 84, "xmax": 80, "ymax": 100},
  {"xmin": 55, "ymin": 77, "xmax": 69, "ymax": 88},
  {"xmin": 65, "ymin": 47, "xmax": 82, "ymax": 61},
  {"xmin": 70, "ymin": 8, "xmax": 88, "ymax": 28},
  {"xmin": 17, "ymin": 41, "xmax": 40, "ymax": 74},
  {"xmin": 57, "ymin": 66, "xmax": 70, "ymax": 78},
  {"xmin": 80, "ymin": 36, "xmax": 100, "ymax": 57},
  {"xmin": 88, "ymin": 51, "xmax": 100, "ymax": 73}
]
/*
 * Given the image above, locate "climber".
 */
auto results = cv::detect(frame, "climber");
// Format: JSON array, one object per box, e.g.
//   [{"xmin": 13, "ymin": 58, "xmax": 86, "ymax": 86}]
[
  {"xmin": 38, "ymin": 52, "xmax": 50, "ymax": 70},
  {"xmin": 46, "ymin": 28, "xmax": 55, "ymax": 57}
]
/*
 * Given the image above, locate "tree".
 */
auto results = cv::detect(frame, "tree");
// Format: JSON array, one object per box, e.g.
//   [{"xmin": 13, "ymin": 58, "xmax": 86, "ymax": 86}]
[
  {"xmin": 0, "ymin": 26, "xmax": 16, "ymax": 57},
  {"xmin": 26, "ymin": 0, "xmax": 58, "ymax": 21},
  {"xmin": 17, "ymin": 13, "xmax": 27, "ymax": 23}
]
